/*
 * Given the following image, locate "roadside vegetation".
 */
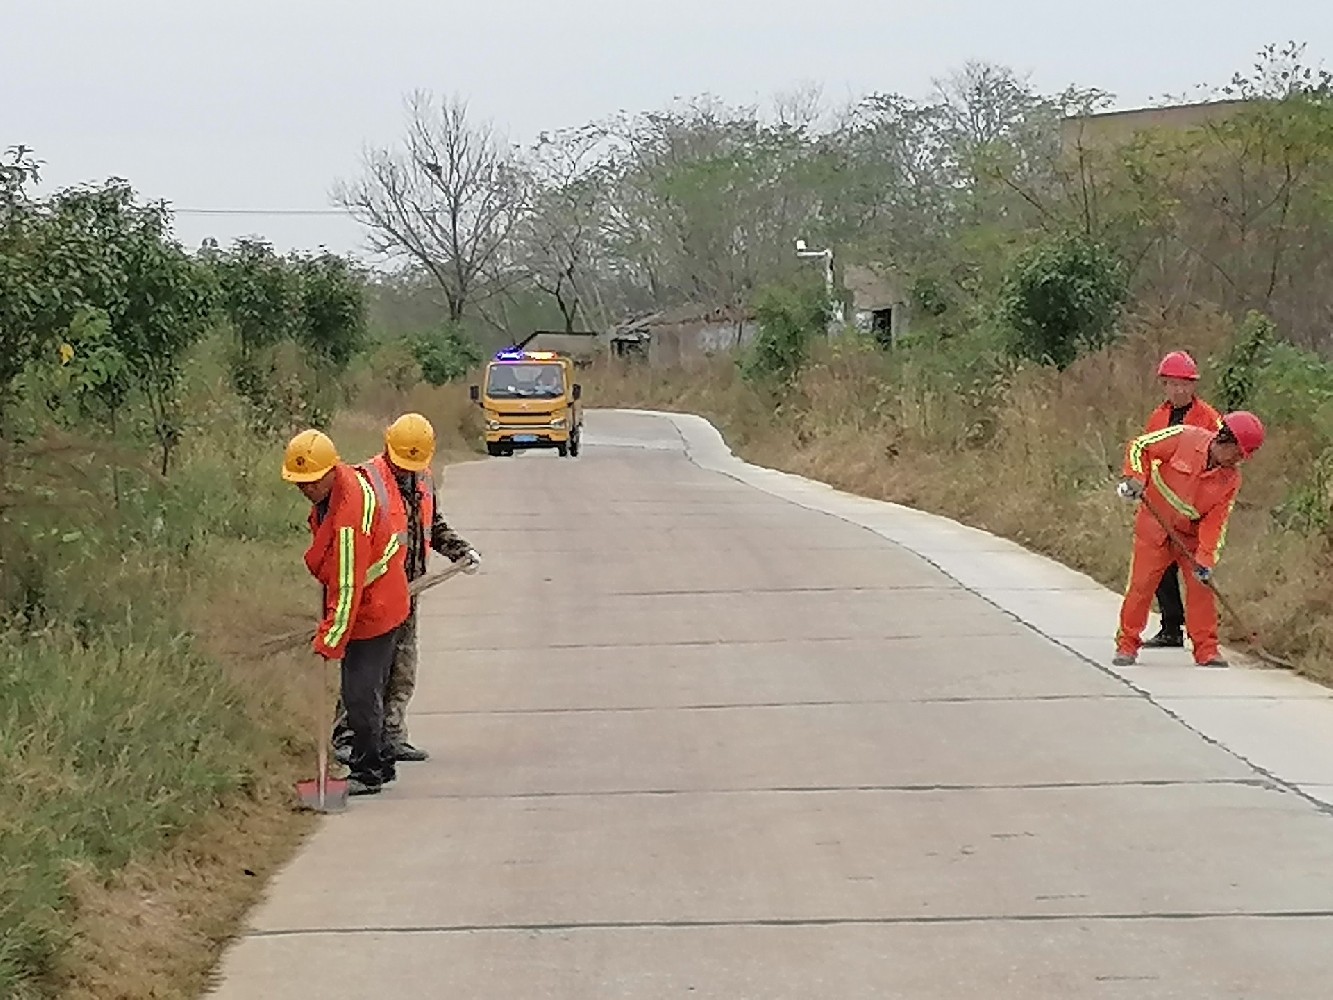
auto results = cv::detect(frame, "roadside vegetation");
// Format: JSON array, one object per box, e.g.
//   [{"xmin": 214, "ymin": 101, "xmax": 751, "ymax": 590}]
[
  {"xmin": 5, "ymin": 36, "xmax": 1333, "ymax": 999},
  {"xmin": 590, "ymin": 305, "xmax": 1333, "ymax": 678},
  {"xmin": 571, "ymin": 43, "xmax": 1333, "ymax": 681},
  {"xmin": 0, "ymin": 149, "xmax": 478, "ymax": 998}
]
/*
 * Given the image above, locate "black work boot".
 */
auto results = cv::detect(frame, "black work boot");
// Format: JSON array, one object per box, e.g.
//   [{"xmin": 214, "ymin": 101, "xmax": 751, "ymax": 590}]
[
  {"xmin": 347, "ymin": 774, "xmax": 382, "ymax": 796},
  {"xmin": 1143, "ymin": 628, "xmax": 1184, "ymax": 649},
  {"xmin": 393, "ymin": 742, "xmax": 430, "ymax": 763}
]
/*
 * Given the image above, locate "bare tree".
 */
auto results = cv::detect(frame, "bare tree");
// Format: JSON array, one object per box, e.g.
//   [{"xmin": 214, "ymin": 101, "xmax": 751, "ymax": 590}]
[
  {"xmin": 513, "ymin": 124, "xmax": 611, "ymax": 332},
  {"xmin": 333, "ymin": 91, "xmax": 525, "ymax": 322}
]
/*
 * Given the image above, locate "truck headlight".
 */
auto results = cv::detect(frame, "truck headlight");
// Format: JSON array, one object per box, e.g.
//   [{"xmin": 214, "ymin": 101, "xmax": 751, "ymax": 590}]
[
  {"xmin": 485, "ymin": 419, "xmax": 500, "ymax": 431},
  {"xmin": 551, "ymin": 417, "xmax": 566, "ymax": 429}
]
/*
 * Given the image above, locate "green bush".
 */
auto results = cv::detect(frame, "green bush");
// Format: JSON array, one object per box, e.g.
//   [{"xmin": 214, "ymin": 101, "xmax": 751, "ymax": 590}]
[
  {"xmin": 1218, "ymin": 311, "xmax": 1277, "ymax": 413},
  {"xmin": 409, "ymin": 324, "xmax": 482, "ymax": 386},
  {"xmin": 998, "ymin": 235, "xmax": 1128, "ymax": 369},
  {"xmin": 742, "ymin": 285, "xmax": 830, "ymax": 385}
]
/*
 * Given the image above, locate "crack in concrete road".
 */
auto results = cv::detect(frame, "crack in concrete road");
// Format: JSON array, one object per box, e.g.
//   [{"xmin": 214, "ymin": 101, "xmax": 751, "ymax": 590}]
[
  {"xmin": 409, "ymin": 694, "xmax": 1141, "ymax": 718},
  {"xmin": 434, "ymin": 632, "xmax": 1022, "ymax": 651},
  {"xmin": 383, "ymin": 777, "xmax": 1276, "ymax": 803},
  {"xmin": 245, "ymin": 908, "xmax": 1333, "ymax": 940}
]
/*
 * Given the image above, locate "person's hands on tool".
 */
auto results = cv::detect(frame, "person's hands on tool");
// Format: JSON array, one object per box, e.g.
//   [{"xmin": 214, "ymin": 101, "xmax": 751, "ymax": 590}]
[
  {"xmin": 461, "ymin": 549, "xmax": 481, "ymax": 575},
  {"xmin": 1194, "ymin": 565, "xmax": 1213, "ymax": 585},
  {"xmin": 1116, "ymin": 478, "xmax": 1145, "ymax": 502}
]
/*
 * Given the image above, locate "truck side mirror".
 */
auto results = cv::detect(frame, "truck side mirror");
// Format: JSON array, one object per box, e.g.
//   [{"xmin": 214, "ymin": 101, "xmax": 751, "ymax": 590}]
[
  {"xmin": 572, "ymin": 383, "xmax": 582, "ymax": 400},
  {"xmin": 469, "ymin": 385, "xmax": 479, "ymax": 402}
]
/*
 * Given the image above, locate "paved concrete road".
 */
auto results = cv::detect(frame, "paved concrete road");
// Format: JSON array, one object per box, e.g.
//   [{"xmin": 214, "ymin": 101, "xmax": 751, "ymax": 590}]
[{"xmin": 210, "ymin": 410, "xmax": 1333, "ymax": 999}]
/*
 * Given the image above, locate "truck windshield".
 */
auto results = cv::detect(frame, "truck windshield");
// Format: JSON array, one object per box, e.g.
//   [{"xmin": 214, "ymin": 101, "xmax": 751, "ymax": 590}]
[{"xmin": 486, "ymin": 363, "xmax": 566, "ymax": 399}]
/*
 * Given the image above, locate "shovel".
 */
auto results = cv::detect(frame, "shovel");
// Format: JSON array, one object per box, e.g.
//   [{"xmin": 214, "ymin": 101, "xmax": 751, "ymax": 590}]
[
  {"xmin": 1136, "ymin": 491, "xmax": 1295, "ymax": 670},
  {"xmin": 296, "ymin": 657, "xmax": 349, "ymax": 812}
]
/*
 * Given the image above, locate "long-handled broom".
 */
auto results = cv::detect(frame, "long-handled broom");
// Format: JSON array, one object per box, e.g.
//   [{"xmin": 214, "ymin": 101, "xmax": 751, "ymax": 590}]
[
  {"xmin": 1137, "ymin": 492, "xmax": 1294, "ymax": 669},
  {"xmin": 287, "ymin": 560, "xmax": 472, "ymax": 811},
  {"xmin": 260, "ymin": 561, "xmax": 471, "ymax": 656},
  {"xmin": 296, "ymin": 656, "xmax": 348, "ymax": 812}
]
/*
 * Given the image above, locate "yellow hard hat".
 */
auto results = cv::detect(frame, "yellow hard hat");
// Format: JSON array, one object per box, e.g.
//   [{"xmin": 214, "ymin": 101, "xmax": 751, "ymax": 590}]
[
  {"xmin": 282, "ymin": 429, "xmax": 339, "ymax": 483},
  {"xmin": 385, "ymin": 413, "xmax": 435, "ymax": 472}
]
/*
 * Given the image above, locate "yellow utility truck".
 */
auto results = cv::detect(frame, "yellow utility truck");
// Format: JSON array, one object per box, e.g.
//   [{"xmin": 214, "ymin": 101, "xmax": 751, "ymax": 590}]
[{"xmin": 470, "ymin": 347, "xmax": 583, "ymax": 457}]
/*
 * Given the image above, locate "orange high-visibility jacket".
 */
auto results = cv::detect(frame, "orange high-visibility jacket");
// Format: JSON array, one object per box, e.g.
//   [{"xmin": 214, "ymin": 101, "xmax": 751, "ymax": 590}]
[
  {"xmin": 304, "ymin": 463, "xmax": 410, "ymax": 659},
  {"xmin": 1142, "ymin": 397, "xmax": 1223, "ymax": 435},
  {"xmin": 356, "ymin": 452, "xmax": 434, "ymax": 549},
  {"xmin": 1124, "ymin": 424, "xmax": 1241, "ymax": 570}
]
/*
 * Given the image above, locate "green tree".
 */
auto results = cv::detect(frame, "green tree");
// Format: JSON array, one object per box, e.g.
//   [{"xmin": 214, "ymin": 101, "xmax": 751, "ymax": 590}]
[
  {"xmin": 409, "ymin": 324, "xmax": 482, "ymax": 385},
  {"xmin": 293, "ymin": 251, "xmax": 367, "ymax": 372},
  {"xmin": 211, "ymin": 239, "xmax": 301, "ymax": 431},
  {"xmin": 0, "ymin": 152, "xmax": 122, "ymax": 424},
  {"xmin": 1218, "ymin": 310, "xmax": 1276, "ymax": 411},
  {"xmin": 8, "ymin": 182, "xmax": 214, "ymax": 471},
  {"xmin": 742, "ymin": 284, "xmax": 830, "ymax": 384},
  {"xmin": 998, "ymin": 235, "xmax": 1128, "ymax": 369}
]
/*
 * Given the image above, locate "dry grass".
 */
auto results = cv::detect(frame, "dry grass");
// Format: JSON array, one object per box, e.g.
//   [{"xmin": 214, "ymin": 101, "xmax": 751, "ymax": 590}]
[
  {"xmin": 0, "ymin": 393, "xmax": 481, "ymax": 999},
  {"xmin": 589, "ymin": 307, "xmax": 1333, "ymax": 681},
  {"xmin": 55, "ymin": 783, "xmax": 314, "ymax": 1000}
]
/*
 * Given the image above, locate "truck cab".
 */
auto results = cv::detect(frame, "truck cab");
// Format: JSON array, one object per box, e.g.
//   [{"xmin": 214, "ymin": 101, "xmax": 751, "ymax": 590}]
[{"xmin": 470, "ymin": 349, "xmax": 583, "ymax": 457}]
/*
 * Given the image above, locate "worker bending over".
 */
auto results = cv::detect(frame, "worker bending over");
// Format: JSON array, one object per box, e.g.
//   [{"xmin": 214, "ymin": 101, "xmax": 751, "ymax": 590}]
[
  {"xmin": 333, "ymin": 413, "xmax": 479, "ymax": 765},
  {"xmin": 1113, "ymin": 411, "xmax": 1265, "ymax": 668},
  {"xmin": 282, "ymin": 429, "xmax": 410, "ymax": 796},
  {"xmin": 1139, "ymin": 351, "xmax": 1223, "ymax": 649}
]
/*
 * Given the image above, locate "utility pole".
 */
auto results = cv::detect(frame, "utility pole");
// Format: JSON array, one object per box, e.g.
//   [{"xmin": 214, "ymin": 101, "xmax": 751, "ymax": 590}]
[{"xmin": 795, "ymin": 238, "xmax": 845, "ymax": 335}]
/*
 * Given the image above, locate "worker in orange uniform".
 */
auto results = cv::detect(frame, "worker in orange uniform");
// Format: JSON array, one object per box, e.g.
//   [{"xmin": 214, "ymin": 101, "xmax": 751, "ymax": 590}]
[
  {"xmin": 1112, "ymin": 411, "xmax": 1265, "ymax": 668},
  {"xmin": 331, "ymin": 413, "xmax": 479, "ymax": 765},
  {"xmin": 1139, "ymin": 351, "xmax": 1223, "ymax": 649},
  {"xmin": 282, "ymin": 429, "xmax": 411, "ymax": 796}
]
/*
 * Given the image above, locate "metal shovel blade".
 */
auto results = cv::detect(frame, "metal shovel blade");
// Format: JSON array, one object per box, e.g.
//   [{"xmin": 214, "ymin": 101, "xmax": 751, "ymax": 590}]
[{"xmin": 296, "ymin": 771, "xmax": 349, "ymax": 813}]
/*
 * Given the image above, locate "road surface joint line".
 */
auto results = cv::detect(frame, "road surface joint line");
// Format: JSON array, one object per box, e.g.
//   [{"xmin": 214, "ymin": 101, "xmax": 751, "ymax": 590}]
[
  {"xmin": 430, "ymin": 632, "xmax": 1023, "ymax": 652},
  {"xmin": 244, "ymin": 908, "xmax": 1333, "ymax": 940},
  {"xmin": 635, "ymin": 409, "xmax": 1333, "ymax": 822},
  {"xmin": 408, "ymin": 694, "xmax": 1140, "ymax": 718},
  {"xmin": 377, "ymin": 777, "xmax": 1272, "ymax": 804}
]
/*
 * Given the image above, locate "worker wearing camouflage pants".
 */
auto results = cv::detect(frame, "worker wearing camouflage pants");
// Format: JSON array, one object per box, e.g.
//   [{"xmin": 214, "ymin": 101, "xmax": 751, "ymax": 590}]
[
  {"xmin": 384, "ymin": 596, "xmax": 420, "ymax": 752},
  {"xmin": 334, "ymin": 413, "xmax": 479, "ymax": 765}
]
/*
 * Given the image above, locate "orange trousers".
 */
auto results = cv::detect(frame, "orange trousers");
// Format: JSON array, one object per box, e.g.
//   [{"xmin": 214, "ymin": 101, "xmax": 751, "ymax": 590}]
[{"xmin": 1117, "ymin": 533, "xmax": 1220, "ymax": 663}]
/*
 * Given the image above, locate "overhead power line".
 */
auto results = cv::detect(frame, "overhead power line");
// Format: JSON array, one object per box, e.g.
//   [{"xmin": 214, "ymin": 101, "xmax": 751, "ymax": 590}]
[{"xmin": 169, "ymin": 208, "xmax": 356, "ymax": 217}]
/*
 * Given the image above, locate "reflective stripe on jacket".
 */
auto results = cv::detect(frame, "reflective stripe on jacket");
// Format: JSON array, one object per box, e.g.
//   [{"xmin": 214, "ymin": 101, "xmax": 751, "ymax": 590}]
[
  {"xmin": 357, "ymin": 452, "xmax": 440, "ymax": 580},
  {"xmin": 357, "ymin": 453, "xmax": 434, "ymax": 549},
  {"xmin": 1123, "ymin": 424, "xmax": 1241, "ymax": 570},
  {"xmin": 304, "ymin": 463, "xmax": 410, "ymax": 658}
]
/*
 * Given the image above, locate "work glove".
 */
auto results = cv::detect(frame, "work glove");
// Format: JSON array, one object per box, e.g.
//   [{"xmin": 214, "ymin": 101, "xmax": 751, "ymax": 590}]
[
  {"xmin": 461, "ymin": 549, "xmax": 481, "ymax": 575},
  {"xmin": 1194, "ymin": 565, "xmax": 1213, "ymax": 585},
  {"xmin": 1116, "ymin": 478, "xmax": 1145, "ymax": 502}
]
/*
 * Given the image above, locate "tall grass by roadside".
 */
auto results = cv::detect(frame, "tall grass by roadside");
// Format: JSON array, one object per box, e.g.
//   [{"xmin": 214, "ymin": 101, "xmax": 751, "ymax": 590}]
[
  {"xmin": 0, "ymin": 349, "xmax": 480, "ymax": 999},
  {"xmin": 589, "ymin": 306, "xmax": 1333, "ymax": 680}
]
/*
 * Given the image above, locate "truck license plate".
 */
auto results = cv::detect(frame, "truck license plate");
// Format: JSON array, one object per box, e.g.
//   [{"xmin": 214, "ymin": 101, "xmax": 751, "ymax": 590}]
[{"xmin": 514, "ymin": 434, "xmax": 537, "ymax": 443}]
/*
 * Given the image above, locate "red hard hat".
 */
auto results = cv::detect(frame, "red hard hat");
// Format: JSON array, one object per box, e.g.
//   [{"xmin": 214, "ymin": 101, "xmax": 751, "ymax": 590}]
[
  {"xmin": 1157, "ymin": 350, "xmax": 1199, "ymax": 380},
  {"xmin": 1222, "ymin": 411, "xmax": 1265, "ymax": 457}
]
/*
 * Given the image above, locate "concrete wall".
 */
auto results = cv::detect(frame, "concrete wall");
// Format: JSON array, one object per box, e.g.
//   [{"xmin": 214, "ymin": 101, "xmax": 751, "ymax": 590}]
[
  {"xmin": 1059, "ymin": 100, "xmax": 1249, "ymax": 153},
  {"xmin": 645, "ymin": 321, "xmax": 757, "ymax": 367}
]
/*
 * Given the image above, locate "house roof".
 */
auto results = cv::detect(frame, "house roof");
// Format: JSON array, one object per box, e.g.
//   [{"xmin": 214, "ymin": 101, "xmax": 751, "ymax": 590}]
[
  {"xmin": 613, "ymin": 303, "xmax": 753, "ymax": 335},
  {"xmin": 843, "ymin": 264, "xmax": 902, "ymax": 309}
]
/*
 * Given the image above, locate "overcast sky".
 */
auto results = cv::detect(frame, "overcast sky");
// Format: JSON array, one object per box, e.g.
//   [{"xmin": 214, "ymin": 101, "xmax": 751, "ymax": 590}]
[{"xmin": 6, "ymin": 0, "xmax": 1330, "ymax": 257}]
